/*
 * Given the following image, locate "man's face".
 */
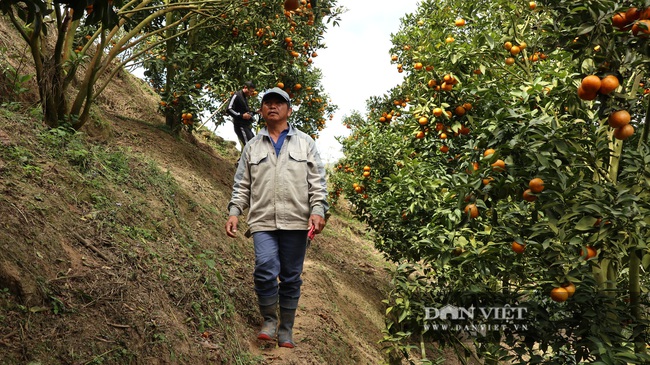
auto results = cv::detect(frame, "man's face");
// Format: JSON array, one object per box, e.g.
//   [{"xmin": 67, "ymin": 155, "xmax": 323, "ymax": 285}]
[
  {"xmin": 243, "ymin": 87, "xmax": 255, "ymax": 97},
  {"xmin": 261, "ymin": 96, "xmax": 291, "ymax": 123}
]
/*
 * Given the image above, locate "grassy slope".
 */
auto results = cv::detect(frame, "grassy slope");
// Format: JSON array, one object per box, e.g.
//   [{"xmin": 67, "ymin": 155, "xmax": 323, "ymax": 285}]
[{"xmin": 0, "ymin": 18, "xmax": 394, "ymax": 365}]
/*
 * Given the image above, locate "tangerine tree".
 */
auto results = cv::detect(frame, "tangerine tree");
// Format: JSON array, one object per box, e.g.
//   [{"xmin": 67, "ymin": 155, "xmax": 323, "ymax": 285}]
[
  {"xmin": 1, "ymin": 0, "xmax": 340, "ymax": 136},
  {"xmin": 332, "ymin": 0, "xmax": 650, "ymax": 363}
]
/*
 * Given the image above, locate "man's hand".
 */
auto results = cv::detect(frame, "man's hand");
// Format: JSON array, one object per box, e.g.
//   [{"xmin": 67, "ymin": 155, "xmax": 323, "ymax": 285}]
[
  {"xmin": 308, "ymin": 214, "xmax": 326, "ymax": 235},
  {"xmin": 243, "ymin": 112, "xmax": 252, "ymax": 120},
  {"xmin": 225, "ymin": 216, "xmax": 239, "ymax": 237}
]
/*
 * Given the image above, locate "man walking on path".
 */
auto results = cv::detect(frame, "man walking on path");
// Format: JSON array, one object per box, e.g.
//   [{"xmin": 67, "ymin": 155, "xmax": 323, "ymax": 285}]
[
  {"xmin": 225, "ymin": 87, "xmax": 328, "ymax": 348},
  {"xmin": 226, "ymin": 81, "xmax": 257, "ymax": 150}
]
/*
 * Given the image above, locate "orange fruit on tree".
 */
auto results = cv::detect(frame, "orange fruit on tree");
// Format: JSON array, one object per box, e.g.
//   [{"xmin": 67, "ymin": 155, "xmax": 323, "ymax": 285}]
[
  {"xmin": 483, "ymin": 148, "xmax": 496, "ymax": 157},
  {"xmin": 482, "ymin": 177, "xmax": 494, "ymax": 185},
  {"xmin": 440, "ymin": 145, "xmax": 449, "ymax": 153},
  {"xmin": 363, "ymin": 165, "xmax": 371, "ymax": 171},
  {"xmin": 455, "ymin": 18, "xmax": 466, "ymax": 27},
  {"xmin": 445, "ymin": 36, "xmax": 455, "ymax": 43},
  {"xmin": 599, "ymin": 75, "xmax": 619, "ymax": 95},
  {"xmin": 511, "ymin": 241, "xmax": 526, "ymax": 254},
  {"xmin": 503, "ymin": 41, "xmax": 513, "ymax": 50},
  {"xmin": 577, "ymin": 86, "xmax": 597, "ymax": 101},
  {"xmin": 626, "ymin": 7, "xmax": 641, "ymax": 23},
  {"xmin": 462, "ymin": 103, "xmax": 473, "ymax": 111},
  {"xmin": 418, "ymin": 116, "xmax": 429, "ymax": 125},
  {"xmin": 464, "ymin": 203, "xmax": 479, "ymax": 219},
  {"xmin": 505, "ymin": 57, "xmax": 515, "ymax": 66},
  {"xmin": 439, "ymin": 132, "xmax": 448, "ymax": 139},
  {"xmin": 581, "ymin": 75, "xmax": 602, "ymax": 94},
  {"xmin": 562, "ymin": 282, "xmax": 576, "ymax": 298},
  {"xmin": 510, "ymin": 45, "xmax": 521, "ymax": 55},
  {"xmin": 391, "ymin": 54, "xmax": 398, "ymax": 61},
  {"xmin": 550, "ymin": 287, "xmax": 569, "ymax": 302},
  {"xmin": 641, "ymin": 7, "xmax": 650, "ymax": 19},
  {"xmin": 284, "ymin": 0, "xmax": 299, "ymax": 11},
  {"xmin": 415, "ymin": 131, "xmax": 425, "ymax": 139},
  {"xmin": 529, "ymin": 177, "xmax": 545, "ymax": 193},
  {"xmin": 491, "ymin": 159, "xmax": 506, "ymax": 171},
  {"xmin": 612, "ymin": 12, "xmax": 627, "ymax": 30},
  {"xmin": 523, "ymin": 189, "xmax": 537, "ymax": 202},
  {"xmin": 634, "ymin": 19, "xmax": 650, "ymax": 36},
  {"xmin": 414, "ymin": 62, "xmax": 423, "ymax": 70},
  {"xmin": 580, "ymin": 246, "xmax": 598, "ymax": 260},
  {"xmin": 529, "ymin": 1, "xmax": 536, "ymax": 10},
  {"xmin": 608, "ymin": 110, "xmax": 631, "ymax": 128},
  {"xmin": 277, "ymin": 82, "xmax": 285, "ymax": 89},
  {"xmin": 363, "ymin": 171, "xmax": 370, "ymax": 177},
  {"xmin": 613, "ymin": 124, "xmax": 635, "ymax": 140},
  {"xmin": 433, "ymin": 107, "xmax": 443, "ymax": 117},
  {"xmin": 455, "ymin": 106, "xmax": 466, "ymax": 116}
]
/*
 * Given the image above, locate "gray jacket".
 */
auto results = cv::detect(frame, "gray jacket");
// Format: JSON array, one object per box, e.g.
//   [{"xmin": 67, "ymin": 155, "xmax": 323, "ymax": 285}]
[{"xmin": 227, "ymin": 124, "xmax": 328, "ymax": 233}]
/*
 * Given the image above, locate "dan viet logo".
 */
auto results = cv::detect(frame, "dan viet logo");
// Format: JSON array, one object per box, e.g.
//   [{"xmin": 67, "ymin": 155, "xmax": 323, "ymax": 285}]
[{"xmin": 423, "ymin": 304, "xmax": 529, "ymax": 335}]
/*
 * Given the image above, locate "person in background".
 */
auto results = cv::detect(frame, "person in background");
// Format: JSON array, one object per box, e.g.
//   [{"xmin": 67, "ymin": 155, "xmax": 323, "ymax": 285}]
[
  {"xmin": 226, "ymin": 80, "xmax": 257, "ymax": 150},
  {"xmin": 225, "ymin": 87, "xmax": 328, "ymax": 348}
]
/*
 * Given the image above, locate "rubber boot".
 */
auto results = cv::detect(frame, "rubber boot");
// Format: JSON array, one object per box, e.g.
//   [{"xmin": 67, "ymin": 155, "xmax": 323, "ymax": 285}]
[
  {"xmin": 257, "ymin": 295, "xmax": 278, "ymax": 341},
  {"xmin": 277, "ymin": 307, "xmax": 297, "ymax": 348}
]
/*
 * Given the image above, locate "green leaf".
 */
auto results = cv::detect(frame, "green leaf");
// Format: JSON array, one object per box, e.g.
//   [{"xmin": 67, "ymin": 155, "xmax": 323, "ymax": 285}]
[{"xmin": 575, "ymin": 216, "xmax": 598, "ymax": 231}]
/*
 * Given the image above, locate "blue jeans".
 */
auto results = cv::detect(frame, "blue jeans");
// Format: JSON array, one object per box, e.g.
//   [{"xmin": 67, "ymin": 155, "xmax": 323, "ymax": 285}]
[{"xmin": 253, "ymin": 230, "xmax": 308, "ymax": 309}]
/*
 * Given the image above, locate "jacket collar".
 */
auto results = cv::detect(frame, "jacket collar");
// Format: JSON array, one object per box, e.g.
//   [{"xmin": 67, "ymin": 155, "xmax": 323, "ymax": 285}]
[{"xmin": 259, "ymin": 123, "xmax": 296, "ymax": 137}]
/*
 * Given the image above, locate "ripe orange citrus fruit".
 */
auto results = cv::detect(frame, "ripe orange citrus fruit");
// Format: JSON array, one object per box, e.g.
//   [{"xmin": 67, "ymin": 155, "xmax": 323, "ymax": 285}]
[
  {"xmin": 464, "ymin": 203, "xmax": 479, "ymax": 219},
  {"xmin": 608, "ymin": 110, "xmax": 631, "ymax": 128},
  {"xmin": 510, "ymin": 45, "xmax": 521, "ymax": 55},
  {"xmin": 562, "ymin": 282, "xmax": 576, "ymax": 297},
  {"xmin": 433, "ymin": 108, "xmax": 443, "ymax": 117},
  {"xmin": 440, "ymin": 145, "xmax": 449, "ymax": 153},
  {"xmin": 523, "ymin": 189, "xmax": 537, "ymax": 202},
  {"xmin": 612, "ymin": 12, "xmax": 627, "ymax": 30},
  {"xmin": 503, "ymin": 41, "xmax": 513, "ymax": 50},
  {"xmin": 529, "ymin": 177, "xmax": 545, "ymax": 193},
  {"xmin": 483, "ymin": 148, "xmax": 495, "ymax": 157},
  {"xmin": 550, "ymin": 287, "xmax": 569, "ymax": 302},
  {"xmin": 626, "ymin": 7, "xmax": 641, "ymax": 23},
  {"xmin": 512, "ymin": 241, "xmax": 526, "ymax": 254},
  {"xmin": 581, "ymin": 75, "xmax": 602, "ymax": 93},
  {"xmin": 418, "ymin": 116, "xmax": 428, "ymax": 125},
  {"xmin": 491, "ymin": 159, "xmax": 506, "ymax": 172},
  {"xmin": 580, "ymin": 246, "xmax": 598, "ymax": 259},
  {"xmin": 599, "ymin": 75, "xmax": 619, "ymax": 95},
  {"xmin": 455, "ymin": 18, "xmax": 466, "ymax": 27},
  {"xmin": 614, "ymin": 124, "xmax": 634, "ymax": 140},
  {"xmin": 505, "ymin": 57, "xmax": 515, "ymax": 66},
  {"xmin": 577, "ymin": 86, "xmax": 597, "ymax": 101},
  {"xmin": 284, "ymin": 0, "xmax": 299, "ymax": 11}
]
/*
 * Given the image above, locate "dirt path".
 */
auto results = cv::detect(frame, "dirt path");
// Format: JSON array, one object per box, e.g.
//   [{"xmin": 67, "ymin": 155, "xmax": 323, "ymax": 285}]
[{"xmin": 246, "ymin": 219, "xmax": 394, "ymax": 365}]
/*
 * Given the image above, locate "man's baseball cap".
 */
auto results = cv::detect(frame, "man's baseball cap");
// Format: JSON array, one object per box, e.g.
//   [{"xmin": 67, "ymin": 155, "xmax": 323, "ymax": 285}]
[{"xmin": 261, "ymin": 87, "xmax": 291, "ymax": 106}]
